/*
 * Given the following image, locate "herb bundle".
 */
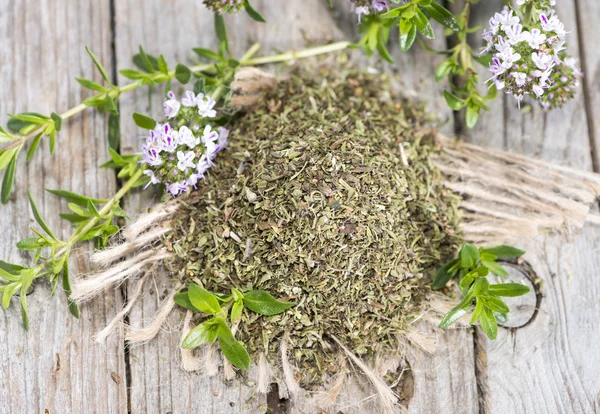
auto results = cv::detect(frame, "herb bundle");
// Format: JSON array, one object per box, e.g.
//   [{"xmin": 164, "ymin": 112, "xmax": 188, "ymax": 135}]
[{"xmin": 163, "ymin": 67, "xmax": 463, "ymax": 386}]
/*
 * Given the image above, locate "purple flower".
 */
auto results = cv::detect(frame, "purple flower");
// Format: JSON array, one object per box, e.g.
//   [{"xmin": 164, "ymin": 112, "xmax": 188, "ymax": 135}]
[
  {"xmin": 141, "ymin": 146, "xmax": 162, "ymax": 166},
  {"xmin": 166, "ymin": 181, "xmax": 189, "ymax": 197},
  {"xmin": 371, "ymin": 0, "xmax": 388, "ymax": 13},
  {"xmin": 216, "ymin": 127, "xmax": 229, "ymax": 152}
]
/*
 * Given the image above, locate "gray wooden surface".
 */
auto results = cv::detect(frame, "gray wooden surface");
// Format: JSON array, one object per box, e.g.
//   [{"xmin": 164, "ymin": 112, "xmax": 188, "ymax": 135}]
[{"xmin": 0, "ymin": 0, "xmax": 598, "ymax": 413}]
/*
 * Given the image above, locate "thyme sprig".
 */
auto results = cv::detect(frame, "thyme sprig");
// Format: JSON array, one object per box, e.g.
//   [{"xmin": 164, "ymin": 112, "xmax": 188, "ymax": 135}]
[
  {"xmin": 177, "ymin": 284, "xmax": 294, "ymax": 370},
  {"xmin": 434, "ymin": 243, "xmax": 531, "ymax": 340}
]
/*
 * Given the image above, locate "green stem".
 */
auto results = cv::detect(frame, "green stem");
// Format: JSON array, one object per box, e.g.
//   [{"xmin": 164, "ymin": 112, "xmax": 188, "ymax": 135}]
[
  {"xmin": 46, "ymin": 168, "xmax": 144, "ymax": 264},
  {"xmin": 1, "ymin": 42, "xmax": 347, "ymax": 153},
  {"xmin": 240, "ymin": 41, "xmax": 350, "ymax": 66}
]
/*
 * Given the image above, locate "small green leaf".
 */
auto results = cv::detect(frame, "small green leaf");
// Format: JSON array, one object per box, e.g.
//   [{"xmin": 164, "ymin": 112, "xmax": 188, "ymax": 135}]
[
  {"xmin": 242, "ymin": 290, "xmax": 295, "ymax": 316},
  {"xmin": 487, "ymin": 283, "xmax": 531, "ymax": 297},
  {"xmin": 51, "ymin": 112, "xmax": 63, "ymax": 132},
  {"xmin": 219, "ymin": 337, "xmax": 250, "ymax": 370},
  {"xmin": 470, "ymin": 299, "xmax": 484, "ymax": 324},
  {"xmin": 46, "ymin": 189, "xmax": 106, "ymax": 206},
  {"xmin": 231, "ymin": 300, "xmax": 243, "ymax": 322},
  {"xmin": 480, "ymin": 295, "xmax": 510, "ymax": 314},
  {"xmin": 0, "ymin": 147, "xmax": 18, "ymax": 170},
  {"xmin": 443, "ymin": 91, "xmax": 466, "ymax": 110},
  {"xmin": 132, "ymin": 112, "xmax": 157, "ymax": 130},
  {"xmin": 376, "ymin": 29, "xmax": 394, "ymax": 63},
  {"xmin": 466, "ymin": 103, "xmax": 480, "ymax": 129},
  {"xmin": 2, "ymin": 282, "xmax": 20, "ymax": 309},
  {"xmin": 482, "ymin": 245, "xmax": 525, "ymax": 259},
  {"xmin": 120, "ymin": 69, "xmax": 146, "ymax": 80},
  {"xmin": 432, "ymin": 258, "xmax": 460, "ymax": 290},
  {"xmin": 216, "ymin": 318, "xmax": 236, "ymax": 345},
  {"xmin": 459, "ymin": 243, "xmax": 480, "ymax": 269},
  {"xmin": 26, "ymin": 133, "xmax": 43, "ymax": 163},
  {"xmin": 62, "ymin": 257, "xmax": 79, "ymax": 318},
  {"xmin": 157, "ymin": 55, "xmax": 169, "ymax": 75},
  {"xmin": 182, "ymin": 320, "xmax": 219, "ymax": 349},
  {"xmin": 87, "ymin": 199, "xmax": 100, "ymax": 217},
  {"xmin": 435, "ymin": 59, "xmax": 453, "ymax": 82},
  {"xmin": 481, "ymin": 260, "xmax": 508, "ymax": 277},
  {"xmin": 214, "ymin": 13, "xmax": 229, "ymax": 53},
  {"xmin": 479, "ymin": 307, "xmax": 498, "ymax": 340},
  {"xmin": 1, "ymin": 153, "xmax": 17, "ymax": 204},
  {"xmin": 399, "ymin": 19, "xmax": 417, "ymax": 52},
  {"xmin": 471, "ymin": 277, "xmax": 490, "ymax": 296},
  {"xmin": 423, "ymin": 2, "xmax": 459, "ymax": 31},
  {"xmin": 188, "ymin": 284, "xmax": 221, "ymax": 315},
  {"xmin": 243, "ymin": 0, "xmax": 266, "ymax": 22},
  {"xmin": 413, "ymin": 8, "xmax": 435, "ymax": 39},
  {"xmin": 137, "ymin": 46, "xmax": 157, "ymax": 73},
  {"xmin": 175, "ymin": 64, "xmax": 192, "ymax": 84},
  {"xmin": 193, "ymin": 48, "xmax": 222, "ymax": 62},
  {"xmin": 76, "ymin": 77, "xmax": 108, "ymax": 92},
  {"xmin": 28, "ymin": 188, "xmax": 57, "ymax": 240},
  {"xmin": 108, "ymin": 112, "xmax": 120, "ymax": 150},
  {"xmin": 16, "ymin": 237, "xmax": 39, "ymax": 251},
  {"xmin": 85, "ymin": 46, "xmax": 111, "ymax": 83},
  {"xmin": 174, "ymin": 291, "xmax": 197, "ymax": 311}
]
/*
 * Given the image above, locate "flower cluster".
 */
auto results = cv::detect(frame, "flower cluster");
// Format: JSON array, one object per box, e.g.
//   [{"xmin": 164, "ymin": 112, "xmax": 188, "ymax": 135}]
[
  {"xmin": 483, "ymin": 5, "xmax": 581, "ymax": 109},
  {"xmin": 202, "ymin": 0, "xmax": 244, "ymax": 14},
  {"xmin": 350, "ymin": 0, "xmax": 389, "ymax": 23},
  {"xmin": 141, "ymin": 91, "xmax": 229, "ymax": 196}
]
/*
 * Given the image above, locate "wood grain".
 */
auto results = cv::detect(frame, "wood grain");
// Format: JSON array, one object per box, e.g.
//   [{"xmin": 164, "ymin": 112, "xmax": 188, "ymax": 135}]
[
  {"xmin": 0, "ymin": 1, "xmax": 127, "ymax": 413},
  {"xmin": 463, "ymin": 1, "xmax": 600, "ymax": 413}
]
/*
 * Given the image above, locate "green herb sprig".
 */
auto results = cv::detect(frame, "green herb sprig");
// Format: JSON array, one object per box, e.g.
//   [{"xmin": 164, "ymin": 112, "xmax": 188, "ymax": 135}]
[
  {"xmin": 434, "ymin": 243, "xmax": 531, "ymax": 340},
  {"xmin": 176, "ymin": 284, "xmax": 294, "ymax": 370}
]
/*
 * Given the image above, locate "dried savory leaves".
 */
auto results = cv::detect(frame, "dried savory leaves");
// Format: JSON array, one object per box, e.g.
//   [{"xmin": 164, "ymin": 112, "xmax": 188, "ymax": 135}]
[{"xmin": 164, "ymin": 68, "xmax": 462, "ymax": 386}]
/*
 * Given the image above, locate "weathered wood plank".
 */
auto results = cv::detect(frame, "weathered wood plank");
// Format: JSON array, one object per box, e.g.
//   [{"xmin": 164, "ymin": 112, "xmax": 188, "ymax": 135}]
[
  {"xmin": 463, "ymin": 1, "xmax": 600, "ymax": 413},
  {"xmin": 575, "ymin": 0, "xmax": 600, "ymax": 170},
  {"xmin": 0, "ymin": 1, "xmax": 127, "ymax": 413}
]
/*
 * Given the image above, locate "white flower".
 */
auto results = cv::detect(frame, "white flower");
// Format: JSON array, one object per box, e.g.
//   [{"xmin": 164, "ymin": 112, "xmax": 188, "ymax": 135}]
[
  {"xmin": 196, "ymin": 154, "xmax": 212, "ymax": 175},
  {"xmin": 181, "ymin": 91, "xmax": 199, "ymax": 107},
  {"xmin": 163, "ymin": 91, "xmax": 180, "ymax": 119},
  {"xmin": 201, "ymin": 125, "xmax": 219, "ymax": 145},
  {"xmin": 498, "ymin": 47, "xmax": 521, "ymax": 69},
  {"xmin": 178, "ymin": 125, "xmax": 198, "ymax": 148},
  {"xmin": 512, "ymin": 72, "xmax": 527, "ymax": 87},
  {"xmin": 522, "ymin": 28, "xmax": 546, "ymax": 49},
  {"xmin": 532, "ymin": 52, "xmax": 552, "ymax": 70},
  {"xmin": 516, "ymin": 0, "xmax": 528, "ymax": 5},
  {"xmin": 143, "ymin": 169, "xmax": 160, "ymax": 189},
  {"xmin": 532, "ymin": 84, "xmax": 545, "ymax": 98},
  {"xmin": 197, "ymin": 94, "xmax": 217, "ymax": 118},
  {"xmin": 176, "ymin": 150, "xmax": 196, "ymax": 171},
  {"xmin": 505, "ymin": 24, "xmax": 526, "ymax": 43},
  {"xmin": 355, "ymin": 6, "xmax": 370, "ymax": 23}
]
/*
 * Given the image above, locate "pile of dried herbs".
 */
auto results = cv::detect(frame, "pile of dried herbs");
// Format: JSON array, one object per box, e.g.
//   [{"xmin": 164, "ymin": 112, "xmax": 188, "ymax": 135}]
[{"xmin": 164, "ymin": 67, "xmax": 462, "ymax": 387}]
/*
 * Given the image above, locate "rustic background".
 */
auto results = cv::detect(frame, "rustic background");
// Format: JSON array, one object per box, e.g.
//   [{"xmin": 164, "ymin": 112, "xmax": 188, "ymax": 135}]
[{"xmin": 0, "ymin": 0, "xmax": 598, "ymax": 413}]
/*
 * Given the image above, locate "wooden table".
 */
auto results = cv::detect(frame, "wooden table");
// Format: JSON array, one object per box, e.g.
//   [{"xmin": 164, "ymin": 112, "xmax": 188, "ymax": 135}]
[{"xmin": 1, "ymin": 1, "xmax": 598, "ymax": 412}]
